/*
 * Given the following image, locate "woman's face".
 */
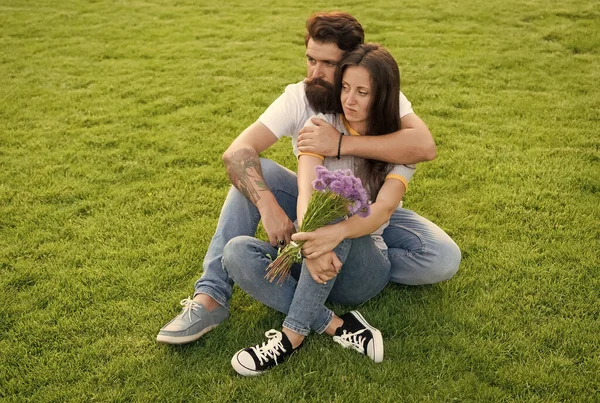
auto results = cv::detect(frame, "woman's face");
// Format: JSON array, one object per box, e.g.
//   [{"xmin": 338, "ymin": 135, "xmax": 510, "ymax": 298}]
[{"xmin": 341, "ymin": 66, "xmax": 372, "ymax": 133}]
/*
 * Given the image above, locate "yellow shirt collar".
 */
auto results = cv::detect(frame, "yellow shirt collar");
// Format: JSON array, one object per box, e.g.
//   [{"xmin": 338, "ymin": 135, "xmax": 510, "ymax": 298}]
[{"xmin": 340, "ymin": 114, "xmax": 362, "ymax": 136}]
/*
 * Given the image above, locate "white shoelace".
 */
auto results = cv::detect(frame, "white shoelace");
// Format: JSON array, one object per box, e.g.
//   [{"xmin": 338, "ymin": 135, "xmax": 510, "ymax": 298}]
[
  {"xmin": 179, "ymin": 297, "xmax": 200, "ymax": 322},
  {"xmin": 251, "ymin": 330, "xmax": 287, "ymax": 366},
  {"xmin": 333, "ymin": 328, "xmax": 367, "ymax": 353}
]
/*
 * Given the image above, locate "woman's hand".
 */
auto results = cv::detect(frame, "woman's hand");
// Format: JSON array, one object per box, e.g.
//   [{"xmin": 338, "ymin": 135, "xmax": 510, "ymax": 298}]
[
  {"xmin": 292, "ymin": 224, "xmax": 345, "ymax": 259},
  {"xmin": 304, "ymin": 251, "xmax": 342, "ymax": 284}
]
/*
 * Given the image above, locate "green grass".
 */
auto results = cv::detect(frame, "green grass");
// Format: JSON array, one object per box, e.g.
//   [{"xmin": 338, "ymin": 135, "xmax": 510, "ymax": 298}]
[{"xmin": 1, "ymin": 0, "xmax": 599, "ymax": 401}]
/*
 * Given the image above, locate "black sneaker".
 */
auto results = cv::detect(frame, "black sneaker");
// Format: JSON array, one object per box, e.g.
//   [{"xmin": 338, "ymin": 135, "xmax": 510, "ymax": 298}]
[
  {"xmin": 231, "ymin": 330, "xmax": 303, "ymax": 376},
  {"xmin": 333, "ymin": 311, "xmax": 383, "ymax": 363}
]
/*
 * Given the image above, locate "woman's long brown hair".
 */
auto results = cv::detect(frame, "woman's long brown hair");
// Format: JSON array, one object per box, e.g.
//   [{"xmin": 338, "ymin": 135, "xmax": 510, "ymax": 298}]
[{"xmin": 334, "ymin": 43, "xmax": 401, "ymax": 200}]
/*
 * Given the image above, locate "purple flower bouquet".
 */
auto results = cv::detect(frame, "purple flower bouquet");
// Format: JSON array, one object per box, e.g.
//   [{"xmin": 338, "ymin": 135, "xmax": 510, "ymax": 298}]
[{"xmin": 265, "ymin": 166, "xmax": 370, "ymax": 284}]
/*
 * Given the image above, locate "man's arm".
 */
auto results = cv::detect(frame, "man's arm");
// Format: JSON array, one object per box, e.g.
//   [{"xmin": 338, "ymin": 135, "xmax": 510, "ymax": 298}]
[
  {"xmin": 222, "ymin": 121, "xmax": 296, "ymax": 246},
  {"xmin": 297, "ymin": 113, "xmax": 436, "ymax": 165}
]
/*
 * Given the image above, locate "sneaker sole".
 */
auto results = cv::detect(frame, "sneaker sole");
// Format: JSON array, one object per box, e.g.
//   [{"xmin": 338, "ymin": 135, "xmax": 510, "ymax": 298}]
[
  {"xmin": 156, "ymin": 324, "xmax": 218, "ymax": 345},
  {"xmin": 231, "ymin": 350, "xmax": 265, "ymax": 377},
  {"xmin": 350, "ymin": 310, "xmax": 384, "ymax": 363}
]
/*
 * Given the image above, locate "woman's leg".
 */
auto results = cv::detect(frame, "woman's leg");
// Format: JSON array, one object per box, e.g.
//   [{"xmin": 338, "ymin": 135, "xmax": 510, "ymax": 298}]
[
  {"xmin": 226, "ymin": 235, "xmax": 391, "ymax": 375},
  {"xmin": 283, "ymin": 235, "xmax": 390, "ymax": 363},
  {"xmin": 327, "ymin": 235, "xmax": 392, "ymax": 306},
  {"xmin": 222, "ymin": 236, "xmax": 332, "ymax": 333},
  {"xmin": 284, "ymin": 234, "xmax": 392, "ymax": 336},
  {"xmin": 224, "ymin": 234, "xmax": 392, "ymax": 334}
]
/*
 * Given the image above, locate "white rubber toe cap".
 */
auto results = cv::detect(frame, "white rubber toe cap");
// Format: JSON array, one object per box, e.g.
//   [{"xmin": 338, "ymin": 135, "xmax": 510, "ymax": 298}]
[{"xmin": 231, "ymin": 350, "xmax": 263, "ymax": 376}]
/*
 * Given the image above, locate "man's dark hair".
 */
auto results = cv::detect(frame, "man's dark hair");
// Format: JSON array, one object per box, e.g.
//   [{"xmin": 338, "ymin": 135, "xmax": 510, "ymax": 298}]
[
  {"xmin": 334, "ymin": 43, "xmax": 401, "ymax": 198},
  {"xmin": 304, "ymin": 12, "xmax": 364, "ymax": 53}
]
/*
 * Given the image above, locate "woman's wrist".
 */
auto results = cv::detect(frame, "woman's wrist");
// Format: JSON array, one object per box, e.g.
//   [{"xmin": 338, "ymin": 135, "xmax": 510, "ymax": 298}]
[{"xmin": 330, "ymin": 220, "xmax": 350, "ymax": 242}]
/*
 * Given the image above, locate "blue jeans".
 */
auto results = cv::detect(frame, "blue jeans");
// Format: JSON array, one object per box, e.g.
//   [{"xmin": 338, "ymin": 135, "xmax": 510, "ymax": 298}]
[
  {"xmin": 222, "ymin": 235, "xmax": 391, "ymax": 336},
  {"xmin": 193, "ymin": 159, "xmax": 461, "ymax": 310}
]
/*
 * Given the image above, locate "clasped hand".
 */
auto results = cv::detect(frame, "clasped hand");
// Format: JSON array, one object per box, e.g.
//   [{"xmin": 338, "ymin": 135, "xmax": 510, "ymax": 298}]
[
  {"xmin": 304, "ymin": 251, "xmax": 342, "ymax": 284},
  {"xmin": 297, "ymin": 117, "xmax": 341, "ymax": 157},
  {"xmin": 294, "ymin": 226, "xmax": 344, "ymax": 284}
]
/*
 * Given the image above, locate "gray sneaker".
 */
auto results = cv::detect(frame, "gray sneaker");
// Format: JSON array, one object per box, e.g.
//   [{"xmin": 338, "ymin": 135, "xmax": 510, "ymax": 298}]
[{"xmin": 156, "ymin": 297, "xmax": 229, "ymax": 344}]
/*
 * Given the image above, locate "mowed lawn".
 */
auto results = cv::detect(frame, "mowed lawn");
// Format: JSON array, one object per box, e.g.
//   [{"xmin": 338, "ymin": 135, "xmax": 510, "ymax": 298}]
[{"xmin": 1, "ymin": 0, "xmax": 599, "ymax": 401}]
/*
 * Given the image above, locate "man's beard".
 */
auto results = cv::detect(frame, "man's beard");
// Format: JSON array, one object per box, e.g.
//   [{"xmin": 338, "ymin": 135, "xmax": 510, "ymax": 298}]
[{"xmin": 304, "ymin": 78, "xmax": 338, "ymax": 114}]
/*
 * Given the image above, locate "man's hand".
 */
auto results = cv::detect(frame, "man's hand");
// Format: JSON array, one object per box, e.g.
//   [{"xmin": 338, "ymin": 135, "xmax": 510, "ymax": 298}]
[
  {"xmin": 260, "ymin": 203, "xmax": 296, "ymax": 247},
  {"xmin": 292, "ymin": 225, "xmax": 344, "ymax": 260},
  {"xmin": 297, "ymin": 117, "xmax": 341, "ymax": 157},
  {"xmin": 304, "ymin": 251, "xmax": 342, "ymax": 284}
]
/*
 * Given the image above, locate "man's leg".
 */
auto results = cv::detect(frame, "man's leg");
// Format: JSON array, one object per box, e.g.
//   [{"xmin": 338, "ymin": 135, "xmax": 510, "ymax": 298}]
[
  {"xmin": 383, "ymin": 208, "xmax": 461, "ymax": 285},
  {"xmin": 157, "ymin": 159, "xmax": 298, "ymax": 344}
]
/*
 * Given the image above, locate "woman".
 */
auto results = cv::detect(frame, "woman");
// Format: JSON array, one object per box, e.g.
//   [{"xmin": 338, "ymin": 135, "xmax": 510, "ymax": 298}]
[{"xmin": 222, "ymin": 43, "xmax": 415, "ymax": 376}]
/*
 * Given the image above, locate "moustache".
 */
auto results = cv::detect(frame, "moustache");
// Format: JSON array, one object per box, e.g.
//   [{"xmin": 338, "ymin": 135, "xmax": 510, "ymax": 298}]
[{"xmin": 305, "ymin": 77, "xmax": 333, "ymax": 90}]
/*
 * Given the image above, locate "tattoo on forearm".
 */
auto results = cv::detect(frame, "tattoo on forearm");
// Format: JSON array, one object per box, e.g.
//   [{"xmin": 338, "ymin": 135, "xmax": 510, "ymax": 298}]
[{"xmin": 224, "ymin": 148, "xmax": 268, "ymax": 204}]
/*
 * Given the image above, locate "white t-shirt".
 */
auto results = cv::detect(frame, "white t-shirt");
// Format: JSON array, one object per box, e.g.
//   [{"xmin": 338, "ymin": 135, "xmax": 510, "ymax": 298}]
[{"xmin": 258, "ymin": 81, "xmax": 414, "ymax": 156}]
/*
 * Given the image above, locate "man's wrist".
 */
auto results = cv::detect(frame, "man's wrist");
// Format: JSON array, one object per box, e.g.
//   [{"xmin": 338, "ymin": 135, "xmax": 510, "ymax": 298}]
[
  {"xmin": 336, "ymin": 133, "xmax": 343, "ymax": 159},
  {"xmin": 338, "ymin": 133, "xmax": 354, "ymax": 157},
  {"xmin": 255, "ymin": 191, "xmax": 278, "ymax": 213}
]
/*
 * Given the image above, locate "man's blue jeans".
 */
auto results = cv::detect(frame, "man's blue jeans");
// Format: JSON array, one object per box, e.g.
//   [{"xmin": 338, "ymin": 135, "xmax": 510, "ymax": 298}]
[{"xmin": 193, "ymin": 159, "xmax": 461, "ymax": 310}]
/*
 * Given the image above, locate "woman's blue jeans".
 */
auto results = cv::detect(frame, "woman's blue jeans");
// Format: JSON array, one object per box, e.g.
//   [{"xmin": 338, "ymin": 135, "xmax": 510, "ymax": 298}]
[
  {"xmin": 193, "ymin": 159, "xmax": 461, "ymax": 310},
  {"xmin": 222, "ymin": 235, "xmax": 391, "ymax": 336}
]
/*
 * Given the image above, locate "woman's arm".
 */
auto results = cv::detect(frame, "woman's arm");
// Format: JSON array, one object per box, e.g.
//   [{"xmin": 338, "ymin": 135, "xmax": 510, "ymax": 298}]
[
  {"xmin": 297, "ymin": 154, "xmax": 342, "ymax": 284},
  {"xmin": 296, "ymin": 154, "xmax": 323, "ymax": 228},
  {"xmin": 340, "ymin": 178, "xmax": 405, "ymax": 237},
  {"xmin": 292, "ymin": 178, "xmax": 406, "ymax": 259}
]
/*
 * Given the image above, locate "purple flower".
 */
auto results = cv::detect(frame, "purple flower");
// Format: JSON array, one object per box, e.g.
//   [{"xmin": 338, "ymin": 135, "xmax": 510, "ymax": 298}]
[
  {"xmin": 348, "ymin": 198, "xmax": 363, "ymax": 215},
  {"xmin": 315, "ymin": 165, "xmax": 328, "ymax": 177},
  {"xmin": 330, "ymin": 180, "xmax": 346, "ymax": 196},
  {"xmin": 312, "ymin": 166, "xmax": 370, "ymax": 215},
  {"xmin": 341, "ymin": 176, "xmax": 353, "ymax": 189},
  {"xmin": 357, "ymin": 203, "xmax": 371, "ymax": 218},
  {"xmin": 358, "ymin": 187, "xmax": 369, "ymax": 204},
  {"xmin": 345, "ymin": 188, "xmax": 361, "ymax": 202},
  {"xmin": 312, "ymin": 179, "xmax": 326, "ymax": 191},
  {"xmin": 323, "ymin": 173, "xmax": 335, "ymax": 186}
]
